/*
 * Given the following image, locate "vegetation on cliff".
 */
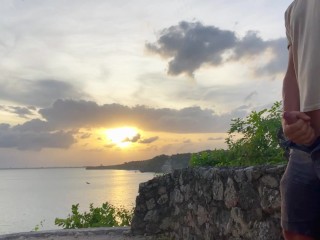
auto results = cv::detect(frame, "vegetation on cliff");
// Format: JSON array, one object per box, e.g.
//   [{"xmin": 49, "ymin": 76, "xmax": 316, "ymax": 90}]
[{"xmin": 86, "ymin": 152, "xmax": 191, "ymax": 173}]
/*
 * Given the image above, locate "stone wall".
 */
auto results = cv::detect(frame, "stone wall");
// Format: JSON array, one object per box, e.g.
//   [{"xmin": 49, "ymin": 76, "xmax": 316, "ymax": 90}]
[{"xmin": 131, "ymin": 165, "xmax": 286, "ymax": 240}]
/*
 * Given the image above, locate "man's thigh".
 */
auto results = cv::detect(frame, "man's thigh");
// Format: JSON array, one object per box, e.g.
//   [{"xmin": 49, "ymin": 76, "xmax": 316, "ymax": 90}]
[{"xmin": 281, "ymin": 150, "xmax": 320, "ymax": 238}]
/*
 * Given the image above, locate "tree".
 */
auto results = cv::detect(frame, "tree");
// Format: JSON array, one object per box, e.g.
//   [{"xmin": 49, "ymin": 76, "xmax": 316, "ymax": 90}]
[
  {"xmin": 190, "ymin": 101, "xmax": 286, "ymax": 167},
  {"xmin": 225, "ymin": 101, "xmax": 284, "ymax": 165}
]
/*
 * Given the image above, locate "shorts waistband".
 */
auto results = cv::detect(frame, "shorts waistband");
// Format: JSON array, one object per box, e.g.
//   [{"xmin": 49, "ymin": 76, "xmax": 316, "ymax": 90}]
[{"xmin": 281, "ymin": 137, "xmax": 320, "ymax": 160}]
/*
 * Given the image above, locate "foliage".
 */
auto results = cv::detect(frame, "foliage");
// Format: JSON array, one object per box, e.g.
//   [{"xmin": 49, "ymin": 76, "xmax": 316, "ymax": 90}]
[
  {"xmin": 55, "ymin": 202, "xmax": 133, "ymax": 229},
  {"xmin": 189, "ymin": 149, "xmax": 231, "ymax": 167},
  {"xmin": 190, "ymin": 101, "xmax": 286, "ymax": 167},
  {"xmin": 33, "ymin": 219, "xmax": 45, "ymax": 231}
]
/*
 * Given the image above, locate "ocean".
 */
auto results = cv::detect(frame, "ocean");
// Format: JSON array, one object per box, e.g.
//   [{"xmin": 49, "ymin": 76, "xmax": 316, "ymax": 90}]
[{"xmin": 0, "ymin": 168, "xmax": 155, "ymax": 234}]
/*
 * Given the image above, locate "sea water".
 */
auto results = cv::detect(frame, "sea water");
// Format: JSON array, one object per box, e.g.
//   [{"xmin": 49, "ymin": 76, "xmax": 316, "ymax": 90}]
[{"xmin": 0, "ymin": 168, "xmax": 154, "ymax": 234}]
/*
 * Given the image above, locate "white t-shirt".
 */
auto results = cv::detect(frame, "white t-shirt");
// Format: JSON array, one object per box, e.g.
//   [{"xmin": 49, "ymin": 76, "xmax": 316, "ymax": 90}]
[{"xmin": 285, "ymin": 0, "xmax": 320, "ymax": 112}]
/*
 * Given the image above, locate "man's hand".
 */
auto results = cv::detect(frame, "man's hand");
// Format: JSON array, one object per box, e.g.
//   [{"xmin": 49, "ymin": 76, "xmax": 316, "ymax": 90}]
[{"xmin": 282, "ymin": 111, "xmax": 316, "ymax": 145}]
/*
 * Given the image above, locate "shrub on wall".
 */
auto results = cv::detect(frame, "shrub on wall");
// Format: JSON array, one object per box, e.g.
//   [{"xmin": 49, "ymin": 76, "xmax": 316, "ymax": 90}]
[
  {"xmin": 55, "ymin": 202, "xmax": 133, "ymax": 229},
  {"xmin": 190, "ymin": 101, "xmax": 286, "ymax": 167}
]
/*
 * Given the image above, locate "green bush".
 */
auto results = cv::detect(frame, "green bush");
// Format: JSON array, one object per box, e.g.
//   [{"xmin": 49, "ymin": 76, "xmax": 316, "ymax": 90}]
[
  {"xmin": 189, "ymin": 149, "xmax": 231, "ymax": 167},
  {"xmin": 55, "ymin": 202, "xmax": 133, "ymax": 229},
  {"xmin": 190, "ymin": 101, "xmax": 286, "ymax": 167}
]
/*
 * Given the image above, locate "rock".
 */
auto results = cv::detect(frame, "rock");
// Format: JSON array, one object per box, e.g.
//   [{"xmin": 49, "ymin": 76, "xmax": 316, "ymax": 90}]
[
  {"xmin": 146, "ymin": 198, "xmax": 156, "ymax": 210},
  {"xmin": 157, "ymin": 194, "xmax": 168, "ymax": 205},
  {"xmin": 260, "ymin": 175, "xmax": 278, "ymax": 188},
  {"xmin": 212, "ymin": 175, "xmax": 224, "ymax": 201},
  {"xmin": 224, "ymin": 177, "xmax": 238, "ymax": 208},
  {"xmin": 132, "ymin": 165, "xmax": 284, "ymax": 240}
]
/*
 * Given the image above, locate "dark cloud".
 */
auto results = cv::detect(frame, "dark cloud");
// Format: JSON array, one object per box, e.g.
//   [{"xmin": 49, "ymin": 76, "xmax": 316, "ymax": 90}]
[
  {"xmin": 0, "ymin": 105, "xmax": 37, "ymax": 118},
  {"xmin": 0, "ymin": 128, "xmax": 75, "ymax": 151},
  {"xmin": 0, "ymin": 79, "xmax": 87, "ymax": 107},
  {"xmin": 39, "ymin": 99, "xmax": 247, "ymax": 133},
  {"xmin": 146, "ymin": 21, "xmax": 287, "ymax": 78},
  {"xmin": 80, "ymin": 133, "xmax": 91, "ymax": 139},
  {"xmin": 123, "ymin": 133, "xmax": 141, "ymax": 143},
  {"xmin": 146, "ymin": 21, "xmax": 236, "ymax": 77},
  {"xmin": 233, "ymin": 31, "xmax": 267, "ymax": 59},
  {"xmin": 0, "ymin": 124, "xmax": 10, "ymax": 130},
  {"xmin": 139, "ymin": 136, "xmax": 159, "ymax": 144},
  {"xmin": 0, "ymin": 99, "xmax": 248, "ymax": 151},
  {"xmin": 8, "ymin": 106, "xmax": 35, "ymax": 118},
  {"xmin": 12, "ymin": 119, "xmax": 53, "ymax": 132},
  {"xmin": 0, "ymin": 115, "xmax": 75, "ymax": 150},
  {"xmin": 255, "ymin": 38, "xmax": 288, "ymax": 77}
]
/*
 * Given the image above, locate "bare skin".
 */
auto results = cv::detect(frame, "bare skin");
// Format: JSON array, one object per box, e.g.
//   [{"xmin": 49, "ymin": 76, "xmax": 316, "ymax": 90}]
[
  {"xmin": 282, "ymin": 48, "xmax": 317, "ymax": 145},
  {"xmin": 282, "ymin": 48, "xmax": 319, "ymax": 240}
]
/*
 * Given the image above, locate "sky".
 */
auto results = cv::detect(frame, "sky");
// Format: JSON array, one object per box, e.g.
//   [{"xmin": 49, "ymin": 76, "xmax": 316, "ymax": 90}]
[{"xmin": 0, "ymin": 0, "xmax": 293, "ymax": 168}]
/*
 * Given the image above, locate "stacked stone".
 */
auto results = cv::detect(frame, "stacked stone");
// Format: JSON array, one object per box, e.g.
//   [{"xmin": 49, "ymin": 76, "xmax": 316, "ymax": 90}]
[{"xmin": 131, "ymin": 165, "xmax": 286, "ymax": 240}]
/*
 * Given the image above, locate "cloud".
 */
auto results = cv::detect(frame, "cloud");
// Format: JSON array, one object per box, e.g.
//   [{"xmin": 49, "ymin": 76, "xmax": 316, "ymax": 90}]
[
  {"xmin": 146, "ymin": 21, "xmax": 236, "ymax": 77},
  {"xmin": 80, "ymin": 133, "xmax": 91, "ymax": 139},
  {"xmin": 233, "ymin": 31, "xmax": 268, "ymax": 59},
  {"xmin": 104, "ymin": 143, "xmax": 116, "ymax": 148},
  {"xmin": 0, "ymin": 79, "xmax": 87, "ymax": 107},
  {"xmin": 0, "ymin": 127, "xmax": 75, "ymax": 151},
  {"xmin": 244, "ymin": 91, "xmax": 258, "ymax": 102},
  {"xmin": 0, "ymin": 124, "xmax": 10, "ymax": 130},
  {"xmin": 39, "ymin": 99, "xmax": 247, "ymax": 133},
  {"xmin": 0, "ymin": 99, "xmax": 249, "ymax": 151},
  {"xmin": 12, "ymin": 119, "xmax": 53, "ymax": 132},
  {"xmin": 208, "ymin": 137, "xmax": 224, "ymax": 141},
  {"xmin": 123, "ymin": 133, "xmax": 141, "ymax": 143},
  {"xmin": 0, "ymin": 105, "xmax": 36, "ymax": 118},
  {"xmin": 146, "ymin": 21, "xmax": 287, "ymax": 78},
  {"xmin": 139, "ymin": 136, "xmax": 159, "ymax": 144},
  {"xmin": 254, "ymin": 38, "xmax": 288, "ymax": 77}
]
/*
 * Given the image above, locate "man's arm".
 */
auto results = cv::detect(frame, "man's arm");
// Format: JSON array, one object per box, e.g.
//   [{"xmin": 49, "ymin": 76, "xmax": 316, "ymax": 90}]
[
  {"xmin": 282, "ymin": 48, "xmax": 315, "ymax": 145},
  {"xmin": 282, "ymin": 48, "xmax": 299, "ymax": 112}
]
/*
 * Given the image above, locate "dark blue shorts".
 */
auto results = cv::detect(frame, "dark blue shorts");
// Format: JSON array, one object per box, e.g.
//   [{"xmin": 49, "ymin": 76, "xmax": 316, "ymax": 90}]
[{"xmin": 280, "ymin": 149, "xmax": 320, "ymax": 238}]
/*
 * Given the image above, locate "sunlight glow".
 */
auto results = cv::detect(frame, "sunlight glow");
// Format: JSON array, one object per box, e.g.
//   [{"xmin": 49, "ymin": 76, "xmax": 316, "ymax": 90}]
[{"xmin": 105, "ymin": 127, "xmax": 139, "ymax": 148}]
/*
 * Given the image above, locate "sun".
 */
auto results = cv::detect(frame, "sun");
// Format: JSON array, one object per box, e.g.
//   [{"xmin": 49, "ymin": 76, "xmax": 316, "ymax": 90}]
[{"xmin": 105, "ymin": 127, "xmax": 139, "ymax": 148}]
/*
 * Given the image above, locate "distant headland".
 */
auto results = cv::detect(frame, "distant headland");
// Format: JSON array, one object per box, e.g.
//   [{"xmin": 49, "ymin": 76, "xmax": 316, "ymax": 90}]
[{"xmin": 85, "ymin": 152, "xmax": 192, "ymax": 173}]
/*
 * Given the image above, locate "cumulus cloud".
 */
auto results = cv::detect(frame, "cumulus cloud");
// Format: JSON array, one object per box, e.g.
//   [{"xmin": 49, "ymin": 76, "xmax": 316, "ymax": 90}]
[
  {"xmin": 0, "ymin": 128, "xmax": 75, "ymax": 151},
  {"xmin": 0, "ymin": 116, "xmax": 75, "ymax": 150},
  {"xmin": 12, "ymin": 119, "xmax": 53, "ymax": 132},
  {"xmin": 0, "ymin": 99, "xmax": 248, "ymax": 151},
  {"xmin": 254, "ymin": 38, "xmax": 288, "ymax": 77},
  {"xmin": 39, "ymin": 99, "xmax": 246, "ymax": 133},
  {"xmin": 146, "ymin": 21, "xmax": 236, "ymax": 77},
  {"xmin": 0, "ymin": 79, "xmax": 87, "ymax": 107},
  {"xmin": 146, "ymin": 21, "xmax": 287, "ymax": 78}
]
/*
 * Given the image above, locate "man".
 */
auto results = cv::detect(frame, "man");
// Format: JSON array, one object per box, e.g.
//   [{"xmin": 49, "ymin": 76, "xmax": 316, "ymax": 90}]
[{"xmin": 281, "ymin": 0, "xmax": 320, "ymax": 239}]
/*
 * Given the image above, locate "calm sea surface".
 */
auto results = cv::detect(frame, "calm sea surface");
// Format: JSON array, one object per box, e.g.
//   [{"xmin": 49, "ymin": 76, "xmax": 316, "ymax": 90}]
[{"xmin": 0, "ymin": 168, "xmax": 155, "ymax": 234}]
